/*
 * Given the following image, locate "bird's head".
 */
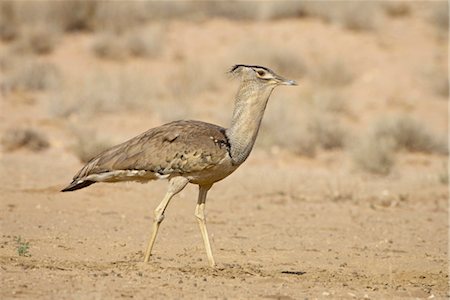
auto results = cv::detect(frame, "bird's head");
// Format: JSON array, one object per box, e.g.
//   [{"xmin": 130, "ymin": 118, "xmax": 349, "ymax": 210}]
[{"xmin": 229, "ymin": 64, "xmax": 297, "ymax": 87}]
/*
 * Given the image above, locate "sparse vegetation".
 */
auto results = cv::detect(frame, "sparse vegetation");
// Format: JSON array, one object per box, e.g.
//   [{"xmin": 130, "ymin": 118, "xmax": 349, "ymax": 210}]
[
  {"xmin": 1, "ymin": 128, "xmax": 50, "ymax": 152},
  {"xmin": 2, "ymin": 61, "xmax": 61, "ymax": 92},
  {"xmin": 72, "ymin": 128, "xmax": 114, "ymax": 163},
  {"xmin": 382, "ymin": 2, "xmax": 411, "ymax": 18},
  {"xmin": 312, "ymin": 59, "xmax": 354, "ymax": 87},
  {"xmin": 91, "ymin": 33, "xmax": 126, "ymax": 60},
  {"xmin": 373, "ymin": 116, "xmax": 448, "ymax": 155},
  {"xmin": 352, "ymin": 115, "xmax": 448, "ymax": 175},
  {"xmin": 307, "ymin": 114, "xmax": 347, "ymax": 150},
  {"xmin": 92, "ymin": 27, "xmax": 162, "ymax": 60},
  {"xmin": 429, "ymin": 1, "xmax": 449, "ymax": 31},
  {"xmin": 0, "ymin": 2, "xmax": 19, "ymax": 41},
  {"xmin": 15, "ymin": 236, "xmax": 31, "ymax": 257},
  {"xmin": 439, "ymin": 163, "xmax": 448, "ymax": 185},
  {"xmin": 352, "ymin": 131, "xmax": 396, "ymax": 175},
  {"xmin": 13, "ymin": 25, "xmax": 60, "ymax": 55}
]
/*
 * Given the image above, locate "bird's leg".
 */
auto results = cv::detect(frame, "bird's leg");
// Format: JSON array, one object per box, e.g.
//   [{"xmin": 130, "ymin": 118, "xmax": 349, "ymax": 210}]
[
  {"xmin": 195, "ymin": 184, "xmax": 216, "ymax": 267},
  {"xmin": 144, "ymin": 177, "xmax": 188, "ymax": 263}
]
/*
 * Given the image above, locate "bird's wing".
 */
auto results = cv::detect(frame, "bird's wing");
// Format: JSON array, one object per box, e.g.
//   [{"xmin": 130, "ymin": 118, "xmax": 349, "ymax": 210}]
[{"xmin": 72, "ymin": 120, "xmax": 230, "ymax": 181}]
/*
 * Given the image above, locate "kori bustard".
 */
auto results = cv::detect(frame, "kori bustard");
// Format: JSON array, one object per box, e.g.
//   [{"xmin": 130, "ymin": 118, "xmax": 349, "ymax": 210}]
[{"xmin": 62, "ymin": 65, "xmax": 296, "ymax": 267}]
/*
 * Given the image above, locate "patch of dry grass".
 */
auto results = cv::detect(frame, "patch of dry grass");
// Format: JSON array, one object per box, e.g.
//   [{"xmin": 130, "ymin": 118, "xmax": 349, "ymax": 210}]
[
  {"xmin": 374, "ymin": 115, "xmax": 448, "ymax": 154},
  {"xmin": 91, "ymin": 33, "xmax": 126, "ymax": 60},
  {"xmin": 307, "ymin": 114, "xmax": 347, "ymax": 150},
  {"xmin": 312, "ymin": 59, "xmax": 354, "ymax": 87},
  {"xmin": 49, "ymin": 68, "xmax": 167, "ymax": 118},
  {"xmin": 71, "ymin": 128, "xmax": 114, "ymax": 163},
  {"xmin": 12, "ymin": 24, "xmax": 60, "ymax": 55},
  {"xmin": 92, "ymin": 27, "xmax": 163, "ymax": 60},
  {"xmin": 0, "ymin": 2, "xmax": 19, "ymax": 42},
  {"xmin": 429, "ymin": 1, "xmax": 448, "ymax": 31},
  {"xmin": 2, "ymin": 60, "xmax": 61, "ymax": 92},
  {"xmin": 1, "ymin": 128, "xmax": 50, "ymax": 152},
  {"xmin": 351, "ymin": 115, "xmax": 448, "ymax": 175},
  {"xmin": 302, "ymin": 2, "xmax": 380, "ymax": 31},
  {"xmin": 351, "ymin": 132, "xmax": 396, "ymax": 175},
  {"xmin": 260, "ymin": 96, "xmax": 347, "ymax": 157},
  {"xmin": 382, "ymin": 2, "xmax": 411, "ymax": 18}
]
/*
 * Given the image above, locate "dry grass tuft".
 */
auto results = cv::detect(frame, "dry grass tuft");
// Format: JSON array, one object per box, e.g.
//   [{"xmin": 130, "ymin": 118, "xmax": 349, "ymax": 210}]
[
  {"xmin": 312, "ymin": 59, "xmax": 354, "ymax": 87},
  {"xmin": 13, "ymin": 25, "xmax": 60, "ymax": 55},
  {"xmin": 126, "ymin": 28, "xmax": 163, "ymax": 58},
  {"xmin": 91, "ymin": 33, "xmax": 126, "ymax": 60},
  {"xmin": 71, "ymin": 128, "xmax": 114, "ymax": 163},
  {"xmin": 92, "ymin": 28, "xmax": 163, "ymax": 60},
  {"xmin": 307, "ymin": 114, "xmax": 347, "ymax": 150},
  {"xmin": 1, "ymin": 128, "xmax": 50, "ymax": 152},
  {"xmin": 429, "ymin": 1, "xmax": 449, "ymax": 31},
  {"xmin": 0, "ymin": 2, "xmax": 19, "ymax": 42},
  {"xmin": 351, "ymin": 132, "xmax": 396, "ymax": 175},
  {"xmin": 2, "ymin": 61, "xmax": 61, "ymax": 92},
  {"xmin": 169, "ymin": 61, "xmax": 221, "ymax": 99},
  {"xmin": 260, "ymin": 96, "xmax": 347, "ymax": 157},
  {"xmin": 49, "ymin": 69, "xmax": 165, "ymax": 118},
  {"xmin": 382, "ymin": 2, "xmax": 411, "ymax": 18},
  {"xmin": 302, "ymin": 2, "xmax": 380, "ymax": 31},
  {"xmin": 374, "ymin": 116, "xmax": 448, "ymax": 154}
]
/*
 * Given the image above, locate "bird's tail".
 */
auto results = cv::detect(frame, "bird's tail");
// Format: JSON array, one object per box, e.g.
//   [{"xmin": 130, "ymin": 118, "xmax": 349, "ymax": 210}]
[{"xmin": 61, "ymin": 180, "xmax": 95, "ymax": 192}]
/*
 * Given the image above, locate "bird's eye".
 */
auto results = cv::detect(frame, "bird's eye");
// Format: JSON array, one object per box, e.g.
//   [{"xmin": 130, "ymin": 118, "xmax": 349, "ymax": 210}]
[{"xmin": 257, "ymin": 70, "xmax": 266, "ymax": 77}]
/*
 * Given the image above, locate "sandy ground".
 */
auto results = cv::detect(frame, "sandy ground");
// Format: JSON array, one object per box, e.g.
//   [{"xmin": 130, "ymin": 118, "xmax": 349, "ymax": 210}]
[
  {"xmin": 0, "ymin": 7, "xmax": 449, "ymax": 299},
  {"xmin": 0, "ymin": 148, "xmax": 448, "ymax": 299}
]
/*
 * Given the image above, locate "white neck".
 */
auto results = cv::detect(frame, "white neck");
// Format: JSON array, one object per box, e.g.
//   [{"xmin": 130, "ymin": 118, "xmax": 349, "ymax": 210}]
[{"xmin": 225, "ymin": 82, "xmax": 275, "ymax": 165}]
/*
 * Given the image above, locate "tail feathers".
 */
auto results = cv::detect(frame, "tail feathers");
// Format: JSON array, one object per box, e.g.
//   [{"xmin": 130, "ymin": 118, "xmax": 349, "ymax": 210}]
[{"xmin": 61, "ymin": 180, "xmax": 95, "ymax": 192}]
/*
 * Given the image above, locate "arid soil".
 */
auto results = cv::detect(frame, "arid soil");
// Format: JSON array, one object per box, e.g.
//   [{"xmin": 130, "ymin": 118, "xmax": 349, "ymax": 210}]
[{"xmin": 0, "ymin": 3, "xmax": 449, "ymax": 299}]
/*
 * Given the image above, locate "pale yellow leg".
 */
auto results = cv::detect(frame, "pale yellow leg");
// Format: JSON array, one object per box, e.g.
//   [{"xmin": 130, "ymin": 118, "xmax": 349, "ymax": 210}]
[
  {"xmin": 195, "ymin": 184, "xmax": 216, "ymax": 267},
  {"xmin": 144, "ymin": 177, "xmax": 188, "ymax": 263}
]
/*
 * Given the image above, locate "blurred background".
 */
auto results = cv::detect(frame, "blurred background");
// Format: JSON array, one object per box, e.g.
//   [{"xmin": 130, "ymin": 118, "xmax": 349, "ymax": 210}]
[
  {"xmin": 0, "ymin": 0, "xmax": 448, "ymax": 176},
  {"xmin": 0, "ymin": 2, "xmax": 448, "ymax": 298}
]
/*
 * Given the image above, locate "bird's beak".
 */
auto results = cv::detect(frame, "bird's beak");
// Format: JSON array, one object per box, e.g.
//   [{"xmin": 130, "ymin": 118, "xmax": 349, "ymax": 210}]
[
  {"xmin": 282, "ymin": 79, "xmax": 297, "ymax": 86},
  {"xmin": 276, "ymin": 76, "xmax": 297, "ymax": 86}
]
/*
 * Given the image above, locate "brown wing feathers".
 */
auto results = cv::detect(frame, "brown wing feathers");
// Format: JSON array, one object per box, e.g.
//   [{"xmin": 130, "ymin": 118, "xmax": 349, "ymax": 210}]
[{"xmin": 61, "ymin": 121, "xmax": 230, "ymax": 192}]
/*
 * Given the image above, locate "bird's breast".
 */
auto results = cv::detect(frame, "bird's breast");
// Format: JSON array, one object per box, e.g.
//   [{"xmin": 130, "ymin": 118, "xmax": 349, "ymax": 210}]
[{"xmin": 184, "ymin": 155, "xmax": 238, "ymax": 185}]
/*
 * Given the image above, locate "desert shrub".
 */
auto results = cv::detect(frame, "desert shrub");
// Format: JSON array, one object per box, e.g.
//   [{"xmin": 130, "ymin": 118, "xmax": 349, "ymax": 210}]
[
  {"xmin": 2, "ymin": 61, "xmax": 61, "ymax": 92},
  {"xmin": 260, "ymin": 96, "xmax": 347, "ymax": 157},
  {"xmin": 0, "ymin": 2, "xmax": 19, "ymax": 42},
  {"xmin": 49, "ymin": 69, "xmax": 163, "ymax": 118},
  {"xmin": 426, "ymin": 65, "xmax": 449, "ymax": 99},
  {"xmin": 301, "ymin": 2, "xmax": 380, "ymax": 31},
  {"xmin": 91, "ymin": 33, "xmax": 126, "ymax": 60},
  {"xmin": 429, "ymin": 1, "xmax": 449, "ymax": 31},
  {"xmin": 126, "ymin": 27, "xmax": 163, "ymax": 58},
  {"xmin": 307, "ymin": 114, "xmax": 347, "ymax": 150},
  {"xmin": 93, "ymin": 2, "xmax": 149, "ymax": 33},
  {"xmin": 374, "ymin": 116, "xmax": 448, "ymax": 154},
  {"xmin": 382, "ymin": 2, "xmax": 411, "ymax": 18},
  {"xmin": 92, "ymin": 27, "xmax": 163, "ymax": 60},
  {"xmin": 311, "ymin": 90, "xmax": 348, "ymax": 114},
  {"xmin": 13, "ymin": 24, "xmax": 59, "ymax": 55},
  {"xmin": 71, "ymin": 128, "xmax": 114, "ymax": 163},
  {"xmin": 169, "ymin": 61, "xmax": 221, "ymax": 99},
  {"xmin": 1, "ymin": 128, "xmax": 50, "ymax": 152},
  {"xmin": 312, "ymin": 59, "xmax": 354, "ymax": 87},
  {"xmin": 438, "ymin": 162, "xmax": 448, "ymax": 184},
  {"xmin": 351, "ymin": 132, "xmax": 396, "ymax": 175}
]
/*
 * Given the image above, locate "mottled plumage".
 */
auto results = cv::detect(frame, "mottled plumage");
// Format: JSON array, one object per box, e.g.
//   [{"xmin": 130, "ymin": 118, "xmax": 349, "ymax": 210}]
[
  {"xmin": 63, "ymin": 121, "xmax": 232, "ymax": 191},
  {"xmin": 62, "ymin": 65, "xmax": 296, "ymax": 267}
]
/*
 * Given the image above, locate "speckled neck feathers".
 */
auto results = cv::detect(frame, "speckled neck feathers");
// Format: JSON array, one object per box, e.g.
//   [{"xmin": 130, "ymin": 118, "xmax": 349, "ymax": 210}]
[{"xmin": 225, "ymin": 81, "xmax": 274, "ymax": 165}]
